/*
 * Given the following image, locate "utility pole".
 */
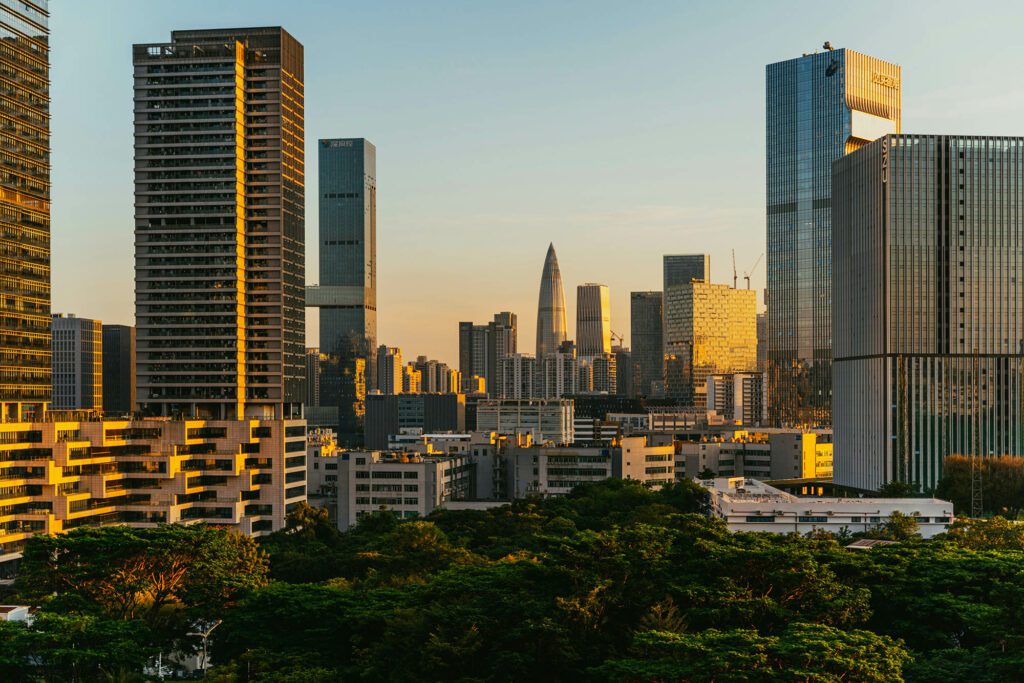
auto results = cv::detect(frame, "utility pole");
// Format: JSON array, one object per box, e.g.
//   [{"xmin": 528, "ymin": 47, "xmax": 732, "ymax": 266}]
[{"xmin": 971, "ymin": 456, "xmax": 984, "ymax": 518}]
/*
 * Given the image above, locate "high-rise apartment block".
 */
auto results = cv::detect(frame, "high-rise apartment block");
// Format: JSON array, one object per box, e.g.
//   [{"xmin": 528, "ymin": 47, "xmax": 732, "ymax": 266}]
[
  {"xmin": 0, "ymin": 0, "xmax": 49, "ymax": 421},
  {"xmin": 613, "ymin": 346, "xmax": 634, "ymax": 397},
  {"xmin": 133, "ymin": 27, "xmax": 306, "ymax": 420},
  {"xmin": 766, "ymin": 47, "xmax": 901, "ymax": 427},
  {"xmin": 402, "ymin": 363, "xmax": 422, "ymax": 394},
  {"xmin": 314, "ymin": 138, "xmax": 376, "ymax": 360},
  {"xmin": 833, "ymin": 134, "xmax": 1024, "ymax": 491},
  {"xmin": 51, "ymin": 314, "xmax": 102, "ymax": 410},
  {"xmin": 630, "ymin": 292, "xmax": 663, "ymax": 398},
  {"xmin": 663, "ymin": 254, "xmax": 709, "ymax": 289},
  {"xmin": 458, "ymin": 312, "xmax": 517, "ymax": 396},
  {"xmin": 540, "ymin": 341, "xmax": 579, "ymax": 399},
  {"xmin": 376, "ymin": 346, "xmax": 403, "ymax": 395},
  {"xmin": 664, "ymin": 282, "xmax": 756, "ymax": 406},
  {"xmin": 536, "ymin": 244, "xmax": 568, "ymax": 358},
  {"xmin": 498, "ymin": 353, "xmax": 537, "ymax": 400},
  {"xmin": 102, "ymin": 324, "xmax": 136, "ymax": 415},
  {"xmin": 576, "ymin": 283, "xmax": 611, "ymax": 356},
  {"xmin": 706, "ymin": 373, "xmax": 765, "ymax": 425}
]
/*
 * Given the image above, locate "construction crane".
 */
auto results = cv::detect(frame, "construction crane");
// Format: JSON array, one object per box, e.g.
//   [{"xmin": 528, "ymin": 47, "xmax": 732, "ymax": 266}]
[
  {"xmin": 610, "ymin": 330, "xmax": 625, "ymax": 348},
  {"xmin": 731, "ymin": 250, "xmax": 738, "ymax": 289},
  {"xmin": 744, "ymin": 253, "xmax": 764, "ymax": 290}
]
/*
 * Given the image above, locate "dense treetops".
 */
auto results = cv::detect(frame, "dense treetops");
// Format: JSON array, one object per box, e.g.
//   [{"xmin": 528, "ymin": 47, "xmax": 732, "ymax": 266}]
[{"xmin": 3, "ymin": 479, "xmax": 1024, "ymax": 681}]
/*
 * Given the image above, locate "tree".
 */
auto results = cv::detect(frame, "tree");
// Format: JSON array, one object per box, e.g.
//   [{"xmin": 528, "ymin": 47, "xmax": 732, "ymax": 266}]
[
  {"xmin": 0, "ymin": 612, "xmax": 157, "ymax": 681},
  {"xmin": 16, "ymin": 524, "xmax": 268, "ymax": 626},
  {"xmin": 941, "ymin": 516, "xmax": 1024, "ymax": 550},
  {"xmin": 591, "ymin": 623, "xmax": 910, "ymax": 682},
  {"xmin": 868, "ymin": 511, "xmax": 919, "ymax": 540},
  {"xmin": 878, "ymin": 481, "xmax": 920, "ymax": 498}
]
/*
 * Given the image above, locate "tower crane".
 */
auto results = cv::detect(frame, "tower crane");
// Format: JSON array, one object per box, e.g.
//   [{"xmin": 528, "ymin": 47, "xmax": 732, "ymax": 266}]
[
  {"xmin": 731, "ymin": 249, "xmax": 738, "ymax": 289},
  {"xmin": 744, "ymin": 253, "xmax": 764, "ymax": 290}
]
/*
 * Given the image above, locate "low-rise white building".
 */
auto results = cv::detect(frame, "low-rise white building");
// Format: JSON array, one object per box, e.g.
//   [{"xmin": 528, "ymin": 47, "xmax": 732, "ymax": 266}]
[
  {"xmin": 701, "ymin": 477, "xmax": 954, "ymax": 538},
  {"xmin": 476, "ymin": 399, "xmax": 573, "ymax": 445},
  {"xmin": 337, "ymin": 451, "xmax": 474, "ymax": 529},
  {"xmin": 509, "ymin": 436, "xmax": 674, "ymax": 498}
]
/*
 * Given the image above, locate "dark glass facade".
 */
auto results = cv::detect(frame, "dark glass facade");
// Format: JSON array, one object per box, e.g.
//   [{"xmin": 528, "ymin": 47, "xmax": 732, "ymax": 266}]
[
  {"xmin": 317, "ymin": 138, "xmax": 376, "ymax": 359},
  {"xmin": 834, "ymin": 135, "xmax": 1024, "ymax": 490},
  {"xmin": 630, "ymin": 291, "xmax": 662, "ymax": 397},
  {"xmin": 766, "ymin": 48, "xmax": 900, "ymax": 427},
  {"xmin": 133, "ymin": 27, "xmax": 305, "ymax": 420},
  {"xmin": 0, "ymin": 0, "xmax": 48, "ymax": 419},
  {"xmin": 663, "ymin": 254, "xmax": 709, "ymax": 289},
  {"xmin": 102, "ymin": 325, "xmax": 135, "ymax": 414}
]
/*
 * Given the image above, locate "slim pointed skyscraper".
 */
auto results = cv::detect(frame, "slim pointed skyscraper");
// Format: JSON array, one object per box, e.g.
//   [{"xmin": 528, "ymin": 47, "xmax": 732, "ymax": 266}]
[{"xmin": 536, "ymin": 243, "xmax": 568, "ymax": 358}]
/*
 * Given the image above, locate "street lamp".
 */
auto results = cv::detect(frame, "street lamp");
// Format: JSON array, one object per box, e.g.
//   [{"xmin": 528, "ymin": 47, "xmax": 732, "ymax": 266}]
[{"xmin": 187, "ymin": 619, "xmax": 222, "ymax": 674}]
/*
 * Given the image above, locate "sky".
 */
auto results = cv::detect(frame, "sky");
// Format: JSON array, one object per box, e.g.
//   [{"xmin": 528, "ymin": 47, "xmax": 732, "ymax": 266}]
[{"xmin": 49, "ymin": 0, "xmax": 1024, "ymax": 365}]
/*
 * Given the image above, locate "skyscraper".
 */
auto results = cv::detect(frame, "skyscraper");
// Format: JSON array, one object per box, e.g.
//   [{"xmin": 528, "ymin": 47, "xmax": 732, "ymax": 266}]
[
  {"xmin": 376, "ymin": 346, "xmax": 402, "ymax": 395},
  {"xmin": 663, "ymin": 282, "xmax": 756, "ymax": 406},
  {"xmin": 576, "ymin": 283, "xmax": 611, "ymax": 356},
  {"xmin": 766, "ymin": 46, "xmax": 901, "ymax": 427},
  {"xmin": 102, "ymin": 324, "xmax": 135, "ymax": 414},
  {"xmin": 630, "ymin": 292, "xmax": 663, "ymax": 397},
  {"xmin": 536, "ymin": 243, "xmax": 568, "ymax": 358},
  {"xmin": 459, "ymin": 312, "xmax": 517, "ymax": 396},
  {"xmin": 487, "ymin": 312, "xmax": 517, "ymax": 391},
  {"xmin": 833, "ymin": 134, "xmax": 1024, "ymax": 491},
  {"xmin": 316, "ymin": 138, "xmax": 376, "ymax": 364},
  {"xmin": 305, "ymin": 348, "xmax": 323, "ymax": 407},
  {"xmin": 0, "ymin": 0, "xmax": 49, "ymax": 421},
  {"xmin": 51, "ymin": 314, "xmax": 102, "ymax": 411},
  {"xmin": 133, "ymin": 27, "xmax": 305, "ymax": 420},
  {"xmin": 663, "ymin": 255, "xmax": 710, "ymax": 289}
]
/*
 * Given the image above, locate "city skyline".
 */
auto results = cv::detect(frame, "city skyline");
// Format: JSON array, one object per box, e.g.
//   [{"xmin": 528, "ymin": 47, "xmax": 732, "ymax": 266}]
[{"xmin": 47, "ymin": 1, "xmax": 1024, "ymax": 365}]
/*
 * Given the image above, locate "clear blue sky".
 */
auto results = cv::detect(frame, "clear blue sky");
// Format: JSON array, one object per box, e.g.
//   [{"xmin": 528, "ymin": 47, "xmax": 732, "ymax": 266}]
[{"xmin": 50, "ymin": 0, "xmax": 1024, "ymax": 364}]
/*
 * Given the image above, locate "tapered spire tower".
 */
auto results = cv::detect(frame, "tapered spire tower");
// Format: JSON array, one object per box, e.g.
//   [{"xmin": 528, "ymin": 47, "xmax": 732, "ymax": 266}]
[{"xmin": 536, "ymin": 243, "xmax": 568, "ymax": 357}]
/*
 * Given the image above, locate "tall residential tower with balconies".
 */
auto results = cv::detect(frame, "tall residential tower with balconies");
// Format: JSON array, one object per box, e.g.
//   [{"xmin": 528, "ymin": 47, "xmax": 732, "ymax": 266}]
[
  {"xmin": 0, "ymin": 0, "xmax": 49, "ymax": 422},
  {"xmin": 133, "ymin": 27, "xmax": 305, "ymax": 421}
]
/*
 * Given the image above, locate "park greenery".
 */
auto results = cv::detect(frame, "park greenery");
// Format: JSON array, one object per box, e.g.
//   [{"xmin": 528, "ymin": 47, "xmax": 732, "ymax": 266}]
[{"xmin": 3, "ymin": 479, "xmax": 1024, "ymax": 681}]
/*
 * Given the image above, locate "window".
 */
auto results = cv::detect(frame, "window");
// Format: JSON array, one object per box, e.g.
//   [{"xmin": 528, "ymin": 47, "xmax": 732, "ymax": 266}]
[
  {"xmin": 745, "ymin": 515, "xmax": 775, "ymax": 523},
  {"xmin": 798, "ymin": 516, "xmax": 827, "ymax": 523}
]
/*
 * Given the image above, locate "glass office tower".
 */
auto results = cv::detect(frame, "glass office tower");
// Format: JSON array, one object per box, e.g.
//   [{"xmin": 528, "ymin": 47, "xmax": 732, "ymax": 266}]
[
  {"xmin": 0, "ymin": 1, "xmax": 48, "ymax": 421},
  {"xmin": 766, "ymin": 47, "xmax": 900, "ymax": 427},
  {"xmin": 834, "ymin": 135, "xmax": 1024, "ymax": 491},
  {"xmin": 133, "ymin": 27, "xmax": 305, "ymax": 420},
  {"xmin": 663, "ymin": 254, "xmax": 709, "ymax": 289},
  {"xmin": 317, "ymin": 138, "xmax": 376, "ymax": 359},
  {"xmin": 663, "ymin": 282, "xmax": 756, "ymax": 406},
  {"xmin": 630, "ymin": 291, "xmax": 663, "ymax": 398}
]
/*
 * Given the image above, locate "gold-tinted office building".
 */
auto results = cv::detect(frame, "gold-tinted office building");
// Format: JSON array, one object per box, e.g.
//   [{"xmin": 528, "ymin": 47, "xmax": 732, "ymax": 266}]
[
  {"xmin": 766, "ymin": 47, "xmax": 900, "ymax": 427},
  {"xmin": 664, "ymin": 282, "xmax": 757, "ymax": 407},
  {"xmin": 0, "ymin": 1, "xmax": 49, "ymax": 421}
]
